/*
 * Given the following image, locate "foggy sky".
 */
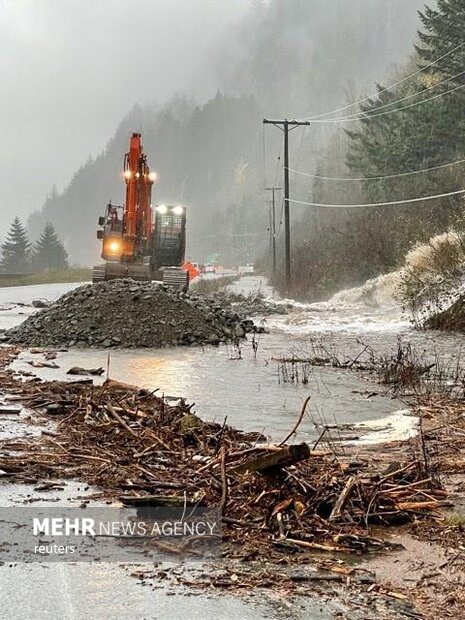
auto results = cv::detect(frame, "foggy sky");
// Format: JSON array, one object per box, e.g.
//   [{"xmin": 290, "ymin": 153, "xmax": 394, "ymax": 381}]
[{"xmin": 0, "ymin": 0, "xmax": 251, "ymax": 238}]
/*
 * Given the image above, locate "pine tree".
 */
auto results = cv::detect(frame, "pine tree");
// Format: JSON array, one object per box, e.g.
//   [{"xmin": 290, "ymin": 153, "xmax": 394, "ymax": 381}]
[
  {"xmin": 0, "ymin": 217, "xmax": 31, "ymax": 273},
  {"xmin": 343, "ymin": 0, "xmax": 465, "ymax": 267},
  {"xmin": 416, "ymin": 0, "xmax": 465, "ymax": 84},
  {"xmin": 32, "ymin": 223, "xmax": 68, "ymax": 271}
]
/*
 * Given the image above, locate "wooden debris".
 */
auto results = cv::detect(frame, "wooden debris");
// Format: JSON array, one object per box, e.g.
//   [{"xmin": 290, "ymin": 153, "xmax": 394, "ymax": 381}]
[
  {"xmin": 0, "ymin": 345, "xmax": 461, "ymax": 560},
  {"xmin": 67, "ymin": 366, "xmax": 105, "ymax": 376},
  {"xmin": 235, "ymin": 443, "xmax": 311, "ymax": 474}
]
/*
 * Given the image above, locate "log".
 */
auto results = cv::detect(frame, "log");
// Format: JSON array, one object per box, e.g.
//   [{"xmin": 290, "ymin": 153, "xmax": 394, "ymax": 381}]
[
  {"xmin": 235, "ymin": 443, "xmax": 310, "ymax": 474},
  {"xmin": 394, "ymin": 500, "xmax": 450, "ymax": 511},
  {"xmin": 329, "ymin": 475, "xmax": 357, "ymax": 522},
  {"xmin": 103, "ymin": 378, "xmax": 140, "ymax": 391},
  {"xmin": 0, "ymin": 406, "xmax": 21, "ymax": 414},
  {"xmin": 106, "ymin": 404, "xmax": 138, "ymax": 437},
  {"xmin": 120, "ymin": 494, "xmax": 195, "ymax": 507},
  {"xmin": 285, "ymin": 538, "xmax": 353, "ymax": 553}
]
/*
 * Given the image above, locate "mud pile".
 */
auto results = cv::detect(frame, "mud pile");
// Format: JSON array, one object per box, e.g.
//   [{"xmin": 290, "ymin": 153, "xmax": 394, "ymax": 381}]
[
  {"xmin": 424, "ymin": 295, "xmax": 465, "ymax": 332},
  {"xmin": 4, "ymin": 280, "xmax": 261, "ymax": 348}
]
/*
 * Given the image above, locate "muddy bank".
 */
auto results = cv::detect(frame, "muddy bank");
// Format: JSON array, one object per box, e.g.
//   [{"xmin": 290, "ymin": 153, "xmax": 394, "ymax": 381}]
[{"xmin": 424, "ymin": 294, "xmax": 465, "ymax": 332}]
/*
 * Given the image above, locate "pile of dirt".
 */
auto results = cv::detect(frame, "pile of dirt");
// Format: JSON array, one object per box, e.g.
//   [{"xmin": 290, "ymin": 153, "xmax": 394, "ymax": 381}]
[
  {"xmin": 424, "ymin": 295, "xmax": 465, "ymax": 332},
  {"xmin": 3, "ymin": 280, "xmax": 261, "ymax": 348}
]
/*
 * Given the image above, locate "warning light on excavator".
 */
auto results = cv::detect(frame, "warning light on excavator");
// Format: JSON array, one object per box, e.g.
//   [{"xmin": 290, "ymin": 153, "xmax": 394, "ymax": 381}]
[
  {"xmin": 108, "ymin": 240, "xmax": 121, "ymax": 252},
  {"xmin": 124, "ymin": 170, "xmax": 132, "ymax": 180},
  {"xmin": 148, "ymin": 172, "xmax": 158, "ymax": 182}
]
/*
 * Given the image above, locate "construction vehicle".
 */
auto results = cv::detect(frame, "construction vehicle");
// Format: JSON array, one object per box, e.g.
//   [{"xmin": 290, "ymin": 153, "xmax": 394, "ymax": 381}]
[{"xmin": 92, "ymin": 132, "xmax": 189, "ymax": 289}]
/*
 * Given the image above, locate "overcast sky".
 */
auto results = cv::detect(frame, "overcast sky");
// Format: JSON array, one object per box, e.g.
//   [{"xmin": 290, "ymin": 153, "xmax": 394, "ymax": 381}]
[{"xmin": 0, "ymin": 0, "xmax": 251, "ymax": 236}]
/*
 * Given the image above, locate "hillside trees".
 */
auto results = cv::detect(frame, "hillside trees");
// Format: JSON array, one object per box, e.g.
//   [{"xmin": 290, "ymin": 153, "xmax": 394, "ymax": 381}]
[
  {"xmin": 0, "ymin": 218, "xmax": 68, "ymax": 274},
  {"xmin": 280, "ymin": 0, "xmax": 465, "ymax": 300},
  {"xmin": 31, "ymin": 223, "xmax": 68, "ymax": 271},
  {"xmin": 0, "ymin": 217, "xmax": 31, "ymax": 274}
]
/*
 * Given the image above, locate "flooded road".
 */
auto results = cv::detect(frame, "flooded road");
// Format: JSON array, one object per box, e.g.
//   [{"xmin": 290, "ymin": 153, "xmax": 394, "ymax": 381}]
[
  {"xmin": 2, "ymin": 277, "xmax": 417, "ymax": 443},
  {"xmin": 0, "ymin": 275, "xmax": 459, "ymax": 619}
]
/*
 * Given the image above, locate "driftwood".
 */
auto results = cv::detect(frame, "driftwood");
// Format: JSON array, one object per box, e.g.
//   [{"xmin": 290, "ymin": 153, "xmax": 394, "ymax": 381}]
[
  {"xmin": 329, "ymin": 475, "xmax": 357, "ymax": 522},
  {"xmin": 0, "ymin": 345, "xmax": 459, "ymax": 562},
  {"xmin": 120, "ymin": 494, "xmax": 195, "ymax": 507},
  {"xmin": 67, "ymin": 366, "xmax": 105, "ymax": 376},
  {"xmin": 279, "ymin": 396, "xmax": 311, "ymax": 446},
  {"xmin": 106, "ymin": 404, "xmax": 138, "ymax": 437},
  {"xmin": 104, "ymin": 378, "xmax": 141, "ymax": 391},
  {"xmin": 0, "ymin": 406, "xmax": 21, "ymax": 414},
  {"xmin": 235, "ymin": 443, "xmax": 311, "ymax": 474}
]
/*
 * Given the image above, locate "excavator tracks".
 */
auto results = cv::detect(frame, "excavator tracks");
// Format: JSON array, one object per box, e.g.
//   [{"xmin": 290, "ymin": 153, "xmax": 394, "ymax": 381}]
[{"xmin": 92, "ymin": 262, "xmax": 151, "ymax": 283}]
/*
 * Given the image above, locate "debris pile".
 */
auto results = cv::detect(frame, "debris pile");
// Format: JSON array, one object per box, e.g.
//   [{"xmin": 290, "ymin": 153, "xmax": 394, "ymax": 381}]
[
  {"xmin": 0, "ymin": 365, "xmax": 455, "ymax": 557},
  {"xmin": 4, "ymin": 280, "xmax": 264, "ymax": 348}
]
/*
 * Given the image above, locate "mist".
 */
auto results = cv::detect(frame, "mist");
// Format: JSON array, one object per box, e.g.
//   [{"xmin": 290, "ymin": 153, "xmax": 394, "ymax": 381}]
[
  {"xmin": 1, "ymin": 0, "xmax": 432, "ymax": 266},
  {"xmin": 0, "ymin": 0, "xmax": 250, "ymax": 237}
]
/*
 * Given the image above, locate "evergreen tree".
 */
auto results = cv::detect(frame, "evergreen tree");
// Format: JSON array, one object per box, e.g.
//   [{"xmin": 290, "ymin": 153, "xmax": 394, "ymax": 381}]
[
  {"xmin": 344, "ymin": 0, "xmax": 465, "ymax": 267},
  {"xmin": 416, "ymin": 0, "xmax": 465, "ymax": 84},
  {"xmin": 32, "ymin": 223, "xmax": 68, "ymax": 271},
  {"xmin": 0, "ymin": 217, "xmax": 31, "ymax": 273}
]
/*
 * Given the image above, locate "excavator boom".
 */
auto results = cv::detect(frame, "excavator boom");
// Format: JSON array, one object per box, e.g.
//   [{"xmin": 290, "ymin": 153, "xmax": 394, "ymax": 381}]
[{"xmin": 92, "ymin": 133, "xmax": 189, "ymax": 289}]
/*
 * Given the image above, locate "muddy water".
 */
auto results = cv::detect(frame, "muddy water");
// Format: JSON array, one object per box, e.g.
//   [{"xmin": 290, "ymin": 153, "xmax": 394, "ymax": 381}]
[
  {"xmin": 1, "ymin": 275, "xmax": 457, "ymax": 620},
  {"xmin": 3, "ymin": 278, "xmax": 415, "ymax": 443}
]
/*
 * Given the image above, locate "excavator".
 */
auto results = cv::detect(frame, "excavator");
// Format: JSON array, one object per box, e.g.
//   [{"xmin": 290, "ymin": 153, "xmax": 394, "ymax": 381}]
[{"xmin": 92, "ymin": 132, "xmax": 191, "ymax": 288}]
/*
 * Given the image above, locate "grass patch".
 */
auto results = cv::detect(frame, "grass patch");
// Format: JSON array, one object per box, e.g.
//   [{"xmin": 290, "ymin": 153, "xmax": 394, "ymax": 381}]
[{"xmin": 0, "ymin": 268, "xmax": 91, "ymax": 287}]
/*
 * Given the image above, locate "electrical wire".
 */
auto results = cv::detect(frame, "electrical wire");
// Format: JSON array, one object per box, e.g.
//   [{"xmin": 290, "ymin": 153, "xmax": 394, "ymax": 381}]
[
  {"xmin": 310, "ymin": 68, "xmax": 465, "ymax": 124},
  {"xmin": 304, "ymin": 41, "xmax": 465, "ymax": 121},
  {"xmin": 309, "ymin": 81, "xmax": 465, "ymax": 124},
  {"xmin": 286, "ymin": 157, "xmax": 465, "ymax": 182},
  {"xmin": 288, "ymin": 188, "xmax": 465, "ymax": 209}
]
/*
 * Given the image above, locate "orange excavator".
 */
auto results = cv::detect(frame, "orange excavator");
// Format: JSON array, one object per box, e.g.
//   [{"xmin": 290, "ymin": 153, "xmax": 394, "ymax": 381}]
[{"xmin": 92, "ymin": 133, "xmax": 192, "ymax": 288}]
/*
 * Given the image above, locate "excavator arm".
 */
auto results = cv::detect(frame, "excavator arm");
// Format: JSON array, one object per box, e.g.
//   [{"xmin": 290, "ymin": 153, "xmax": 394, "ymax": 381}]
[{"xmin": 93, "ymin": 132, "xmax": 188, "ymax": 288}]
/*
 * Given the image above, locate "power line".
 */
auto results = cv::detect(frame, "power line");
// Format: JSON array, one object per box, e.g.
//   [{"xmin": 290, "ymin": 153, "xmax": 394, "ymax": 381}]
[
  {"xmin": 310, "ymin": 82, "xmax": 465, "ymax": 124},
  {"xmin": 312, "ymin": 68, "xmax": 465, "ymax": 124},
  {"xmin": 287, "ymin": 157, "xmax": 465, "ymax": 182},
  {"xmin": 305, "ymin": 41, "xmax": 465, "ymax": 121},
  {"xmin": 288, "ymin": 188, "xmax": 465, "ymax": 209}
]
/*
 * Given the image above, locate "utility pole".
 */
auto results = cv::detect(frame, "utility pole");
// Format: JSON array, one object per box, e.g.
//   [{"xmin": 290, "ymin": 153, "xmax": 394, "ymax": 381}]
[
  {"xmin": 265, "ymin": 186, "xmax": 281, "ymax": 276},
  {"xmin": 263, "ymin": 119, "xmax": 311, "ymax": 291}
]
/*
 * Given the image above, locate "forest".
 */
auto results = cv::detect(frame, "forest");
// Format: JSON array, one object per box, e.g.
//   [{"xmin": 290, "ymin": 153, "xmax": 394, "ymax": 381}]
[{"xmin": 23, "ymin": 0, "xmax": 450, "ymax": 301}]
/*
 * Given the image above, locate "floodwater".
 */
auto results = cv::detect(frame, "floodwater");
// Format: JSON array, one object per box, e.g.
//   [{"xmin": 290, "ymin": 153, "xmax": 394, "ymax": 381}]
[
  {"xmin": 1, "ymin": 275, "xmax": 461, "ymax": 619},
  {"xmin": 2, "ymin": 277, "xmax": 421, "ymax": 444}
]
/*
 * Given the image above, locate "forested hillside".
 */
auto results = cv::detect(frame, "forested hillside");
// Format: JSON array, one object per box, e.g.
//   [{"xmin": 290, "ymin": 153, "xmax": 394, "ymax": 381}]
[
  {"xmin": 27, "ymin": 0, "xmax": 425, "ymax": 267},
  {"xmin": 284, "ymin": 0, "xmax": 465, "ymax": 300}
]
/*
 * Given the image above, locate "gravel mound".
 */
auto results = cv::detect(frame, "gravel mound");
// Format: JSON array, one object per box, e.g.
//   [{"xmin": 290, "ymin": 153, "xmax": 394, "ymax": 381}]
[{"xmin": 4, "ymin": 280, "xmax": 261, "ymax": 348}]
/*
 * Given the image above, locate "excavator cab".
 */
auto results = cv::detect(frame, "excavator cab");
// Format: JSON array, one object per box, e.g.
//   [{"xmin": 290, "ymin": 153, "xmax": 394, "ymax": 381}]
[
  {"xmin": 152, "ymin": 205, "xmax": 186, "ymax": 267},
  {"xmin": 97, "ymin": 203, "xmax": 124, "ymax": 262},
  {"xmin": 152, "ymin": 204, "xmax": 189, "ymax": 289}
]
